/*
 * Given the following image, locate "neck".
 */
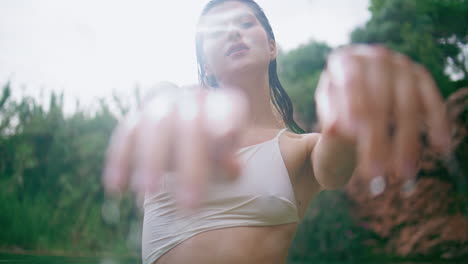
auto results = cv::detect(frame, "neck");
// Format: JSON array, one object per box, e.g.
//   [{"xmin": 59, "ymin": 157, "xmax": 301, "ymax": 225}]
[{"xmin": 218, "ymin": 71, "xmax": 281, "ymax": 129}]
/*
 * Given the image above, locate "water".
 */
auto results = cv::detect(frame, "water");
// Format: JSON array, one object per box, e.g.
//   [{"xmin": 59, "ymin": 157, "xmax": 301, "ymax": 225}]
[
  {"xmin": 0, "ymin": 253, "xmax": 138, "ymax": 264},
  {"xmin": 289, "ymin": 262, "xmax": 465, "ymax": 264},
  {"xmin": 1, "ymin": 254, "xmax": 466, "ymax": 264}
]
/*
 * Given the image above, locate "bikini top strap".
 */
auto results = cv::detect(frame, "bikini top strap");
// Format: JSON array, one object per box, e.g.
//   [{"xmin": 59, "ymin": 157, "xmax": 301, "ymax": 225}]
[{"xmin": 274, "ymin": 128, "xmax": 288, "ymax": 140}]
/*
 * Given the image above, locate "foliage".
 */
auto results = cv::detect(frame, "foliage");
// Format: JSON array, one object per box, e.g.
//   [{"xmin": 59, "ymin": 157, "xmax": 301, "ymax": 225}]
[
  {"xmin": 351, "ymin": 0, "xmax": 468, "ymax": 97},
  {"xmin": 278, "ymin": 41, "xmax": 332, "ymax": 128},
  {"xmin": 288, "ymin": 190, "xmax": 379, "ymax": 262},
  {"xmin": 0, "ymin": 83, "xmax": 140, "ymax": 255}
]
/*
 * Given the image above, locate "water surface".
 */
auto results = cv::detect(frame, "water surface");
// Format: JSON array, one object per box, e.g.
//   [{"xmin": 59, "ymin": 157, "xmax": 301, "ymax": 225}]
[
  {"xmin": 0, "ymin": 253, "xmax": 137, "ymax": 264},
  {"xmin": 0, "ymin": 254, "xmax": 464, "ymax": 264}
]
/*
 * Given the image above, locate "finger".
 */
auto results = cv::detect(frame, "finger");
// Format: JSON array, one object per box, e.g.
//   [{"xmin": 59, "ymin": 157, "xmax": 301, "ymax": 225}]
[
  {"xmin": 135, "ymin": 113, "xmax": 174, "ymax": 195},
  {"xmin": 328, "ymin": 52, "xmax": 388, "ymax": 177},
  {"xmin": 211, "ymin": 150, "xmax": 242, "ymax": 181},
  {"xmin": 315, "ymin": 71, "xmax": 339, "ymax": 134},
  {"xmin": 414, "ymin": 64, "xmax": 451, "ymax": 153},
  {"xmin": 141, "ymin": 81, "xmax": 180, "ymax": 106},
  {"xmin": 204, "ymin": 89, "xmax": 247, "ymax": 179},
  {"xmin": 392, "ymin": 55, "xmax": 422, "ymax": 179},
  {"xmin": 209, "ymin": 128, "xmax": 243, "ymax": 181},
  {"xmin": 326, "ymin": 54, "xmax": 362, "ymax": 134},
  {"xmin": 355, "ymin": 124, "xmax": 374, "ymax": 181},
  {"xmin": 204, "ymin": 88, "xmax": 248, "ymax": 139},
  {"xmin": 103, "ymin": 112, "xmax": 140, "ymax": 194},
  {"xmin": 176, "ymin": 91, "xmax": 210, "ymax": 209},
  {"xmin": 357, "ymin": 118, "xmax": 389, "ymax": 179},
  {"xmin": 362, "ymin": 50, "xmax": 393, "ymax": 175},
  {"xmin": 329, "ymin": 52, "xmax": 379, "ymax": 137},
  {"xmin": 223, "ymin": 153, "xmax": 242, "ymax": 180},
  {"xmin": 134, "ymin": 93, "xmax": 177, "ymax": 196}
]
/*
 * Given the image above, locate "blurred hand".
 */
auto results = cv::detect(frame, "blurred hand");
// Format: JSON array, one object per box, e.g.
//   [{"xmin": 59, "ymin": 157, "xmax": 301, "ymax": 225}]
[
  {"xmin": 315, "ymin": 45, "xmax": 451, "ymax": 180},
  {"xmin": 102, "ymin": 83, "xmax": 248, "ymax": 208}
]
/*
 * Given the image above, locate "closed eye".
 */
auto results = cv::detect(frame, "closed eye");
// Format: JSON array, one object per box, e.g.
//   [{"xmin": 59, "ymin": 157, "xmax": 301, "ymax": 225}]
[{"xmin": 240, "ymin": 21, "xmax": 254, "ymax": 29}]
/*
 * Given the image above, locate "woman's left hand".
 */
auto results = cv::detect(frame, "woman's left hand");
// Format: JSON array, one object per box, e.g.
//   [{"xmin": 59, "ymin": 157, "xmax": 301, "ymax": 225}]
[{"xmin": 315, "ymin": 45, "xmax": 451, "ymax": 179}]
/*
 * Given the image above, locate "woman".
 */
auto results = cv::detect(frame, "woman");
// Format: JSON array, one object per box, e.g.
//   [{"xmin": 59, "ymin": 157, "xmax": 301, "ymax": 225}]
[{"xmin": 103, "ymin": 0, "xmax": 451, "ymax": 263}]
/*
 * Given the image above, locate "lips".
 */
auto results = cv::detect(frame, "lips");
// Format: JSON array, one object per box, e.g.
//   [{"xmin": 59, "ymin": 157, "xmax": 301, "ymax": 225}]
[{"xmin": 225, "ymin": 43, "xmax": 249, "ymax": 56}]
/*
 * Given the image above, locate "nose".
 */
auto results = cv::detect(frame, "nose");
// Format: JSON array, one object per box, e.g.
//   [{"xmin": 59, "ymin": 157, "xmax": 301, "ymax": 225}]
[{"xmin": 226, "ymin": 23, "xmax": 241, "ymax": 41}]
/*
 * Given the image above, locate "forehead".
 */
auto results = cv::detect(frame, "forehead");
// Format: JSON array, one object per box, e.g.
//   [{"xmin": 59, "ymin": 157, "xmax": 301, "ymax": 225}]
[{"xmin": 201, "ymin": 1, "xmax": 256, "ymax": 25}]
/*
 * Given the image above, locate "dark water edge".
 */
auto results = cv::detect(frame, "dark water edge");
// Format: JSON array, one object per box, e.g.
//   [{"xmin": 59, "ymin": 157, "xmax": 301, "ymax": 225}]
[
  {"xmin": 290, "ymin": 260, "xmax": 468, "ymax": 264},
  {"xmin": 289, "ymin": 261, "xmax": 468, "ymax": 264},
  {"xmin": 1, "ymin": 253, "xmax": 467, "ymax": 264},
  {"xmin": 0, "ymin": 253, "xmax": 140, "ymax": 264},
  {"xmin": 289, "ymin": 262, "xmax": 467, "ymax": 264}
]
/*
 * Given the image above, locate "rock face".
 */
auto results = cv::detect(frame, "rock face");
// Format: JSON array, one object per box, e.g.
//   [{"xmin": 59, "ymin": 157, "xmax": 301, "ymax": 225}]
[{"xmin": 346, "ymin": 88, "xmax": 468, "ymax": 259}]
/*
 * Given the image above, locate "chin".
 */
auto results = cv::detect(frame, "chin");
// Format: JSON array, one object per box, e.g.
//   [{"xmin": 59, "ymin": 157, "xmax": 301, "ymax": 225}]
[{"xmin": 227, "ymin": 58, "xmax": 268, "ymax": 74}]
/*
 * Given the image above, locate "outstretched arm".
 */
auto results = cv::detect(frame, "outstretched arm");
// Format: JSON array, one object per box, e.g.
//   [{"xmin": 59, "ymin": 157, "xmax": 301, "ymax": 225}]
[
  {"xmin": 309, "ymin": 45, "xmax": 451, "ymax": 190},
  {"xmin": 312, "ymin": 133, "xmax": 357, "ymax": 190}
]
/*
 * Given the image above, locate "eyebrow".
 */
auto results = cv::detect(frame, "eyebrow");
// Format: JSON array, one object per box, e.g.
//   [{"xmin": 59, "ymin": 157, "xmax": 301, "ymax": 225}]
[
  {"xmin": 204, "ymin": 9, "xmax": 256, "ymax": 26},
  {"xmin": 236, "ymin": 13, "xmax": 255, "ymax": 20}
]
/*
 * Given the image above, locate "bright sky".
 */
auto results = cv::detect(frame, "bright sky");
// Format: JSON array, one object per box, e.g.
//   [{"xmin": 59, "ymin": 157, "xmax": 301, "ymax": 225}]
[{"xmin": 0, "ymin": 0, "xmax": 370, "ymax": 111}]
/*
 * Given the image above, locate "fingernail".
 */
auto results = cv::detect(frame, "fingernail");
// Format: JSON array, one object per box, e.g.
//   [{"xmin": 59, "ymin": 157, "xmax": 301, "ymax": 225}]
[{"xmin": 369, "ymin": 175, "xmax": 386, "ymax": 197}]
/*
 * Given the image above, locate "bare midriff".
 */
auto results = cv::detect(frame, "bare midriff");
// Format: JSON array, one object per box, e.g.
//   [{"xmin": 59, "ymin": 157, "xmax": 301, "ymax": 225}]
[{"xmin": 154, "ymin": 223, "xmax": 299, "ymax": 264}]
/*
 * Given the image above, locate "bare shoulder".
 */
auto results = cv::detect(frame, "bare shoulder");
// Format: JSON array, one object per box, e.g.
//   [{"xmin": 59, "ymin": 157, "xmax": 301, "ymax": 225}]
[
  {"xmin": 298, "ymin": 132, "xmax": 321, "ymax": 149},
  {"xmin": 280, "ymin": 131, "xmax": 321, "ymax": 177},
  {"xmin": 282, "ymin": 131, "xmax": 321, "ymax": 153}
]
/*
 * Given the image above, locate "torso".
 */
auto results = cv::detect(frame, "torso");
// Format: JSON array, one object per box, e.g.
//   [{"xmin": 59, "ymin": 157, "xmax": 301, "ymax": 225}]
[{"xmin": 155, "ymin": 127, "xmax": 322, "ymax": 264}]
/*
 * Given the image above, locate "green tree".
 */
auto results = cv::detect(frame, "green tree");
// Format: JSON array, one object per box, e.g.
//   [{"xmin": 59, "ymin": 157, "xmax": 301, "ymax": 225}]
[
  {"xmin": 0, "ymin": 83, "xmax": 140, "ymax": 255},
  {"xmin": 351, "ymin": 0, "xmax": 468, "ymax": 97},
  {"xmin": 278, "ymin": 41, "xmax": 332, "ymax": 128}
]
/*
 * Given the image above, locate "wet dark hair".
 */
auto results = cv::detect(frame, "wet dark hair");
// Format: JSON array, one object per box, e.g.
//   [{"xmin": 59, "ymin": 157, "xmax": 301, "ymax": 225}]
[{"xmin": 195, "ymin": 0, "xmax": 305, "ymax": 134}]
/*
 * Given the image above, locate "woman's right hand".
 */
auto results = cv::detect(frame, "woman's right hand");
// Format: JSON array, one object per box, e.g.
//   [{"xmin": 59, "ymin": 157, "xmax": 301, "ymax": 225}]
[{"xmin": 102, "ymin": 82, "xmax": 248, "ymax": 208}]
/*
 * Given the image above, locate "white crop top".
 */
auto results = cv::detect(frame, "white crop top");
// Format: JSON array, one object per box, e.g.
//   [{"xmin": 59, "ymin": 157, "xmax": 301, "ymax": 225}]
[{"xmin": 142, "ymin": 128, "xmax": 299, "ymax": 264}]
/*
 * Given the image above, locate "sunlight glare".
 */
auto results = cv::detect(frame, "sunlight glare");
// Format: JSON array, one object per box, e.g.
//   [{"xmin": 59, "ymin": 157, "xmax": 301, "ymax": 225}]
[
  {"xmin": 145, "ymin": 92, "xmax": 176, "ymax": 122},
  {"xmin": 178, "ymin": 91, "xmax": 200, "ymax": 122},
  {"xmin": 204, "ymin": 92, "xmax": 236, "ymax": 135}
]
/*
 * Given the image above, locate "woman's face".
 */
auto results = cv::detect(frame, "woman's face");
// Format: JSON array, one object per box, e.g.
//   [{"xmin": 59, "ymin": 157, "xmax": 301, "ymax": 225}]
[{"xmin": 200, "ymin": 1, "xmax": 276, "ymax": 84}]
